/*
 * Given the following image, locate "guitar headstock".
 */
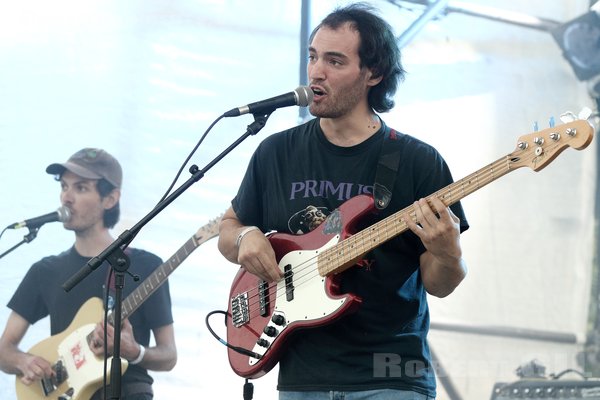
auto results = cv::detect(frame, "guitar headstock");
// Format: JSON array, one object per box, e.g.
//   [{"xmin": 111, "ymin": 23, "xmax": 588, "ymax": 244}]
[
  {"xmin": 193, "ymin": 212, "xmax": 224, "ymax": 244},
  {"xmin": 511, "ymin": 117, "xmax": 594, "ymax": 172}
]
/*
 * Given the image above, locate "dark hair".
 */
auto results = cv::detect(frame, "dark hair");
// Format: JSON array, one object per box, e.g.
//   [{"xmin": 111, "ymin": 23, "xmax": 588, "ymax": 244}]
[
  {"xmin": 309, "ymin": 2, "xmax": 405, "ymax": 113},
  {"xmin": 96, "ymin": 179, "xmax": 120, "ymax": 229}
]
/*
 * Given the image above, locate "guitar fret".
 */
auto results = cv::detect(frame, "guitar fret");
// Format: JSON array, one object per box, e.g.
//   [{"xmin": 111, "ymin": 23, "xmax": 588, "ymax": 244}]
[
  {"xmin": 154, "ymin": 266, "xmax": 164, "ymax": 285},
  {"xmin": 171, "ymin": 255, "xmax": 181, "ymax": 270},
  {"xmin": 144, "ymin": 281, "xmax": 153, "ymax": 294},
  {"xmin": 182, "ymin": 243, "xmax": 193, "ymax": 256},
  {"xmin": 126, "ymin": 296, "xmax": 135, "ymax": 314},
  {"xmin": 347, "ymin": 233, "xmax": 361, "ymax": 259}
]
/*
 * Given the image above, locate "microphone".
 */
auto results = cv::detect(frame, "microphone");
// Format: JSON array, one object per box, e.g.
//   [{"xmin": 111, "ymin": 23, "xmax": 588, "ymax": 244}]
[
  {"xmin": 7, "ymin": 206, "xmax": 71, "ymax": 230},
  {"xmin": 223, "ymin": 86, "xmax": 314, "ymax": 117}
]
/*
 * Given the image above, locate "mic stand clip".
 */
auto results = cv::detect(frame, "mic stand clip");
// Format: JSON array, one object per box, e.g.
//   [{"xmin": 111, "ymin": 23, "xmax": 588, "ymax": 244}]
[{"xmin": 0, "ymin": 227, "xmax": 40, "ymax": 259}]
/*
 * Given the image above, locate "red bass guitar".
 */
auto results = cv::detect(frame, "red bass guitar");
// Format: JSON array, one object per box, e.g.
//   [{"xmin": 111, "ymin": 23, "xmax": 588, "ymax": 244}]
[{"xmin": 226, "ymin": 118, "xmax": 594, "ymax": 379}]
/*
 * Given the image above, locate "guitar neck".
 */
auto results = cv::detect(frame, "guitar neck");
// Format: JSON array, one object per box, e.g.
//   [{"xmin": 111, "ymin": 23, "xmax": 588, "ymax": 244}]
[
  {"xmin": 317, "ymin": 153, "xmax": 517, "ymax": 276},
  {"xmin": 107, "ymin": 216, "xmax": 222, "ymax": 325},
  {"xmin": 114, "ymin": 236, "xmax": 199, "ymax": 324}
]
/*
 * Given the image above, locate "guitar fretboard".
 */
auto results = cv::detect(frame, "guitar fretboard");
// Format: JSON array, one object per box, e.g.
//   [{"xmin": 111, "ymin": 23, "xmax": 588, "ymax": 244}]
[{"xmin": 107, "ymin": 217, "xmax": 221, "ymax": 325}]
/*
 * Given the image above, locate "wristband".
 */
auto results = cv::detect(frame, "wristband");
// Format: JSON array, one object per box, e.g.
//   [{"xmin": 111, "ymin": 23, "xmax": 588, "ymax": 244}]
[
  {"xmin": 235, "ymin": 226, "xmax": 260, "ymax": 248},
  {"xmin": 129, "ymin": 344, "xmax": 145, "ymax": 365}
]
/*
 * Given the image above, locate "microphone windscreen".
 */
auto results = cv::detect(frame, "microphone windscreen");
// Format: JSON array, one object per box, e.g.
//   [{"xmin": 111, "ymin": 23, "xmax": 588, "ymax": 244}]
[
  {"xmin": 57, "ymin": 206, "xmax": 71, "ymax": 223},
  {"xmin": 295, "ymin": 86, "xmax": 314, "ymax": 107}
]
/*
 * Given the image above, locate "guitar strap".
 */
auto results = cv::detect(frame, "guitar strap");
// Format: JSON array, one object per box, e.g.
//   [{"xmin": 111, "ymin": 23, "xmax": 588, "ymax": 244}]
[{"xmin": 373, "ymin": 124, "xmax": 401, "ymax": 210}]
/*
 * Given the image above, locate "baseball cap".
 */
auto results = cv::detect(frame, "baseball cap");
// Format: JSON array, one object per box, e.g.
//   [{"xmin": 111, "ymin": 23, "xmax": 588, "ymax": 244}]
[{"xmin": 46, "ymin": 148, "xmax": 122, "ymax": 188}]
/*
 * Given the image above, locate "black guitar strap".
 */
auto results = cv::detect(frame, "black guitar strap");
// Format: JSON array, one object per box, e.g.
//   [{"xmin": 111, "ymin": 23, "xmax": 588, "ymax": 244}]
[{"xmin": 374, "ymin": 124, "xmax": 401, "ymax": 210}]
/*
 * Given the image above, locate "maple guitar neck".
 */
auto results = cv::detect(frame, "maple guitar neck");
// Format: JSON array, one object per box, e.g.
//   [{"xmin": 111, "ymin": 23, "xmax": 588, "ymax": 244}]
[{"xmin": 317, "ymin": 119, "xmax": 594, "ymax": 277}]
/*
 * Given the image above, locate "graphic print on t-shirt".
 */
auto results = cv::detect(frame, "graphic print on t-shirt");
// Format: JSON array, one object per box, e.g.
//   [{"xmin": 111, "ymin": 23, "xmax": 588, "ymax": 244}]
[
  {"xmin": 288, "ymin": 205, "xmax": 330, "ymax": 234},
  {"xmin": 286, "ymin": 203, "xmax": 375, "ymax": 271},
  {"xmin": 289, "ymin": 179, "xmax": 373, "ymax": 201}
]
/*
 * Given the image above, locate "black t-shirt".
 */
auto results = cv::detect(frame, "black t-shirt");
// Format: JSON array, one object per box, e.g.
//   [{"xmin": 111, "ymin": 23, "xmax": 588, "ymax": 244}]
[
  {"xmin": 232, "ymin": 117, "xmax": 468, "ymax": 397},
  {"xmin": 8, "ymin": 246, "xmax": 173, "ymax": 386}
]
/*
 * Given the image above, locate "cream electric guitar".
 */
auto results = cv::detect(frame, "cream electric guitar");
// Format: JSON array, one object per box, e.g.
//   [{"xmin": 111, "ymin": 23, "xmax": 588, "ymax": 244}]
[
  {"xmin": 226, "ymin": 117, "xmax": 595, "ymax": 379},
  {"xmin": 16, "ymin": 215, "xmax": 222, "ymax": 400}
]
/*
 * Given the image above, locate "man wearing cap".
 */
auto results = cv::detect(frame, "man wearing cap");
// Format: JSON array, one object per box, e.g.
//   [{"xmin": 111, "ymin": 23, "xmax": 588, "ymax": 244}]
[{"xmin": 0, "ymin": 148, "xmax": 177, "ymax": 399}]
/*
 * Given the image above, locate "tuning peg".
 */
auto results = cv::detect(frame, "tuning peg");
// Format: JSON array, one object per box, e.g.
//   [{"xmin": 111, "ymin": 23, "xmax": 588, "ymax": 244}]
[
  {"xmin": 549, "ymin": 116, "xmax": 555, "ymax": 128},
  {"xmin": 533, "ymin": 121, "xmax": 539, "ymax": 132},
  {"xmin": 560, "ymin": 111, "xmax": 578, "ymax": 123},
  {"xmin": 578, "ymin": 107, "xmax": 593, "ymax": 120}
]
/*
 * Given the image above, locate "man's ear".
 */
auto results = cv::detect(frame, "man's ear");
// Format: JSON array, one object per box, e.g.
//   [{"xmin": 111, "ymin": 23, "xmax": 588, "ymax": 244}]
[
  {"xmin": 103, "ymin": 188, "xmax": 121, "ymax": 210},
  {"xmin": 366, "ymin": 69, "xmax": 383, "ymax": 87}
]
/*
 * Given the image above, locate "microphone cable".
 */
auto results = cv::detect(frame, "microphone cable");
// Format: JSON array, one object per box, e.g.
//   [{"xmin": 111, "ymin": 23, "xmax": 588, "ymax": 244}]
[
  {"xmin": 205, "ymin": 310, "xmax": 259, "ymax": 400},
  {"xmin": 157, "ymin": 114, "xmax": 224, "ymax": 204}
]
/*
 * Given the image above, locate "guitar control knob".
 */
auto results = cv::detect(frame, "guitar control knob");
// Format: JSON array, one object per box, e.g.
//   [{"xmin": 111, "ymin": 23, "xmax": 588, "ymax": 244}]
[
  {"xmin": 271, "ymin": 314, "xmax": 285, "ymax": 325},
  {"xmin": 58, "ymin": 388, "xmax": 74, "ymax": 400},
  {"xmin": 263, "ymin": 326, "xmax": 278, "ymax": 337},
  {"xmin": 256, "ymin": 338, "xmax": 270, "ymax": 347}
]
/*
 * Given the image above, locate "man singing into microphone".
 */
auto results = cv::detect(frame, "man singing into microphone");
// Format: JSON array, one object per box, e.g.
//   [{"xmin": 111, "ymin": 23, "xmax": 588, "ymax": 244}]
[
  {"xmin": 0, "ymin": 148, "xmax": 177, "ymax": 399},
  {"xmin": 218, "ymin": 3, "xmax": 468, "ymax": 399}
]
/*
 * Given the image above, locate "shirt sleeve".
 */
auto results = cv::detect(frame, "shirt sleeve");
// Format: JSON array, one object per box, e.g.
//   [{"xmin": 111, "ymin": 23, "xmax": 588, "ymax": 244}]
[{"xmin": 7, "ymin": 262, "xmax": 50, "ymax": 325}]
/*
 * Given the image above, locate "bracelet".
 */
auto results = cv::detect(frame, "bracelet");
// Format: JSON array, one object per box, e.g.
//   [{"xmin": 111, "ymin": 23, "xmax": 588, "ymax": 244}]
[
  {"xmin": 235, "ymin": 226, "xmax": 260, "ymax": 248},
  {"xmin": 129, "ymin": 344, "xmax": 145, "ymax": 365}
]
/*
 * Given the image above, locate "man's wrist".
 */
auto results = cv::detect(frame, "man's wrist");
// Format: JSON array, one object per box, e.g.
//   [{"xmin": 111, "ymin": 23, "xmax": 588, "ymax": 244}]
[
  {"xmin": 235, "ymin": 226, "xmax": 260, "ymax": 248},
  {"xmin": 129, "ymin": 344, "xmax": 145, "ymax": 365}
]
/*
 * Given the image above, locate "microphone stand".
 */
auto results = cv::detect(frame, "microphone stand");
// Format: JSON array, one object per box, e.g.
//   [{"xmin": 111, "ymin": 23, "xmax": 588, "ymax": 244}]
[
  {"xmin": 106, "ymin": 246, "xmax": 129, "ymax": 400},
  {"xmin": 0, "ymin": 227, "xmax": 39, "ymax": 259},
  {"xmin": 62, "ymin": 112, "xmax": 272, "ymax": 399}
]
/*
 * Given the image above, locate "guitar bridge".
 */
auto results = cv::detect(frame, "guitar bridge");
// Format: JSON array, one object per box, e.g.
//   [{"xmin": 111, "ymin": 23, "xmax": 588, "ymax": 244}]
[
  {"xmin": 231, "ymin": 292, "xmax": 250, "ymax": 327},
  {"xmin": 41, "ymin": 359, "xmax": 69, "ymax": 396}
]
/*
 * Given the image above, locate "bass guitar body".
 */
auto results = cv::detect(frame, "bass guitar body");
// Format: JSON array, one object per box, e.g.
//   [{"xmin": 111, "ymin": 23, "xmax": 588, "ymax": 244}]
[{"xmin": 226, "ymin": 195, "xmax": 376, "ymax": 378}]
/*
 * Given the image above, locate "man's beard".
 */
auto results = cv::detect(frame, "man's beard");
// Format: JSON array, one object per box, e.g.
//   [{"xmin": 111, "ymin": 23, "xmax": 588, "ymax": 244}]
[{"xmin": 309, "ymin": 72, "xmax": 369, "ymax": 118}]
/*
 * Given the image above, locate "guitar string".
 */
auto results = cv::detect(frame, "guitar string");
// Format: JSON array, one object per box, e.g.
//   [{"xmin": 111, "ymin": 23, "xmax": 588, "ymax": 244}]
[{"xmin": 232, "ymin": 135, "xmax": 574, "ymax": 325}]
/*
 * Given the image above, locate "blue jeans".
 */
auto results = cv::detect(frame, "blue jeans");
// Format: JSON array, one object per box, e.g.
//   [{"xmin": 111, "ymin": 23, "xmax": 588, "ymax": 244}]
[{"xmin": 279, "ymin": 389, "xmax": 433, "ymax": 399}]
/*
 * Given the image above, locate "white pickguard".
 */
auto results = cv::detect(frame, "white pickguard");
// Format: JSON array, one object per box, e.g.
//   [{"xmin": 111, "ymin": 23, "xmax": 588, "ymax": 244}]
[
  {"xmin": 55, "ymin": 323, "xmax": 124, "ymax": 398},
  {"xmin": 249, "ymin": 236, "xmax": 348, "ymax": 364}
]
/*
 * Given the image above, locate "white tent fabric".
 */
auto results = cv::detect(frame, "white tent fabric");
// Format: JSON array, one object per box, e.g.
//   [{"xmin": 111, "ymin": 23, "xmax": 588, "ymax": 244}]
[{"xmin": 0, "ymin": 1, "xmax": 597, "ymax": 399}]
